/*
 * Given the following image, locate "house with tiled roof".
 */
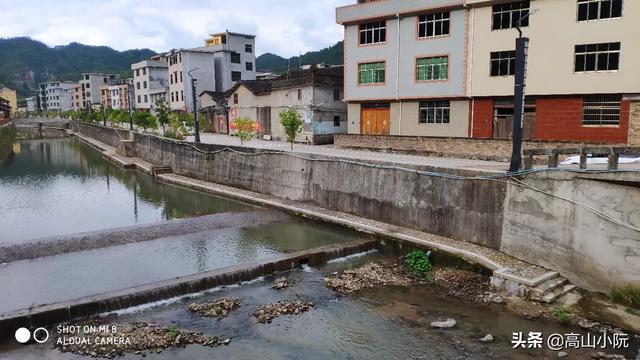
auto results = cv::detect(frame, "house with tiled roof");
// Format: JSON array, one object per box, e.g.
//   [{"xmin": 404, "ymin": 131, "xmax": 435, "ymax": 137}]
[{"xmin": 225, "ymin": 65, "xmax": 347, "ymax": 144}]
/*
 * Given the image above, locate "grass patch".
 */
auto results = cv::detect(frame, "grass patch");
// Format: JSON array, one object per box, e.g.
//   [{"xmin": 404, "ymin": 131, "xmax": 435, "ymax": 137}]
[
  {"xmin": 404, "ymin": 250, "xmax": 433, "ymax": 282},
  {"xmin": 610, "ymin": 285, "xmax": 640, "ymax": 309},
  {"xmin": 625, "ymin": 308, "xmax": 638, "ymax": 316},
  {"xmin": 551, "ymin": 307, "xmax": 571, "ymax": 325}
]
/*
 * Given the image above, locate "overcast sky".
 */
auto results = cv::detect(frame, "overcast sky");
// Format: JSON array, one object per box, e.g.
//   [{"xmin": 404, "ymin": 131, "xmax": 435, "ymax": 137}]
[{"xmin": 0, "ymin": 0, "xmax": 352, "ymax": 57}]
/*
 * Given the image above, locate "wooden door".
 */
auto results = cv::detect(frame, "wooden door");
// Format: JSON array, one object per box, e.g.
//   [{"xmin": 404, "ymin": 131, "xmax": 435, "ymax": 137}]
[
  {"xmin": 361, "ymin": 108, "xmax": 390, "ymax": 135},
  {"xmin": 257, "ymin": 107, "xmax": 271, "ymax": 135}
]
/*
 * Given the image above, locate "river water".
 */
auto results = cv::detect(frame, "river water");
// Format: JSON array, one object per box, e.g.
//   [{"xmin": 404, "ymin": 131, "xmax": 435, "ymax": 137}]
[{"xmin": 0, "ymin": 138, "xmax": 255, "ymax": 244}]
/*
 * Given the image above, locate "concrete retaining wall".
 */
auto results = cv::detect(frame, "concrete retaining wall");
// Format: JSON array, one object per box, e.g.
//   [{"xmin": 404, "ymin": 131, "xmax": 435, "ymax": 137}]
[
  {"xmin": 76, "ymin": 123, "xmax": 640, "ymax": 293},
  {"xmin": 77, "ymin": 122, "xmax": 130, "ymax": 148},
  {"xmin": 501, "ymin": 174, "xmax": 640, "ymax": 292}
]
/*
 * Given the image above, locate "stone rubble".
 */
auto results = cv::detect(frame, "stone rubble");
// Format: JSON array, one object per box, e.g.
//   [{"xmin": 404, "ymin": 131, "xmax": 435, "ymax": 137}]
[
  {"xmin": 324, "ymin": 261, "xmax": 414, "ymax": 294},
  {"xmin": 188, "ymin": 297, "xmax": 240, "ymax": 319},
  {"xmin": 272, "ymin": 276, "xmax": 290, "ymax": 290},
  {"xmin": 254, "ymin": 300, "xmax": 315, "ymax": 324},
  {"xmin": 55, "ymin": 321, "xmax": 230, "ymax": 358}
]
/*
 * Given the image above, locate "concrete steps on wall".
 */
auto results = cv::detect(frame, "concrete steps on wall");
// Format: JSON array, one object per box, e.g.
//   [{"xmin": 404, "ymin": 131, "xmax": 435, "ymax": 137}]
[
  {"xmin": 529, "ymin": 275, "xmax": 577, "ymax": 304},
  {"xmin": 151, "ymin": 166, "xmax": 173, "ymax": 177}
]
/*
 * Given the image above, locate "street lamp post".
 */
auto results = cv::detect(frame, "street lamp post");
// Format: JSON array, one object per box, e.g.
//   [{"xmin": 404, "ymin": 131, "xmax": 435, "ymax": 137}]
[
  {"xmin": 508, "ymin": 10, "xmax": 538, "ymax": 173},
  {"xmin": 188, "ymin": 68, "xmax": 201, "ymax": 143}
]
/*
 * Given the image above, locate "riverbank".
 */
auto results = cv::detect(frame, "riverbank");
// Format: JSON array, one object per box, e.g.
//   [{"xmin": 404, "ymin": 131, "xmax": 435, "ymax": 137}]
[{"xmin": 2, "ymin": 254, "xmax": 637, "ymax": 360}]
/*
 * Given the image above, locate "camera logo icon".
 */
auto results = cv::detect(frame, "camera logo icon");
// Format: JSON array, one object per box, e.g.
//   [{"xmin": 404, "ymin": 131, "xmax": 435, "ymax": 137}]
[{"xmin": 15, "ymin": 327, "xmax": 49, "ymax": 344}]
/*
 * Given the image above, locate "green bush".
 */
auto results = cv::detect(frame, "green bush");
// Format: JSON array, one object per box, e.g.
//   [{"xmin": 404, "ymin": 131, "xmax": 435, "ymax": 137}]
[
  {"xmin": 551, "ymin": 307, "xmax": 570, "ymax": 324},
  {"xmin": 279, "ymin": 107, "xmax": 303, "ymax": 150},
  {"xmin": 232, "ymin": 117, "xmax": 257, "ymax": 146},
  {"xmin": 163, "ymin": 128, "xmax": 185, "ymax": 141},
  {"xmin": 610, "ymin": 285, "xmax": 640, "ymax": 309},
  {"xmin": 404, "ymin": 250, "xmax": 433, "ymax": 281}
]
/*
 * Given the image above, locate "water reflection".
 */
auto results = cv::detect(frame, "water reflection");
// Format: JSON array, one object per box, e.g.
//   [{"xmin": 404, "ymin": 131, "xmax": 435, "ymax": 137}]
[{"xmin": 0, "ymin": 138, "xmax": 255, "ymax": 243}]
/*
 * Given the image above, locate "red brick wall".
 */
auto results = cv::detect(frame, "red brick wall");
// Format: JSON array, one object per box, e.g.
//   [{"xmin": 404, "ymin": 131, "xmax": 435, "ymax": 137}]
[
  {"xmin": 470, "ymin": 98, "xmax": 493, "ymax": 138},
  {"xmin": 535, "ymin": 96, "xmax": 629, "ymax": 144}
]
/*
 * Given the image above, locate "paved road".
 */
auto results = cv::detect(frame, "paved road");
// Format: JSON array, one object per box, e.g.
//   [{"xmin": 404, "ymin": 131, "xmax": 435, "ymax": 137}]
[{"xmin": 188, "ymin": 133, "xmax": 509, "ymax": 173}]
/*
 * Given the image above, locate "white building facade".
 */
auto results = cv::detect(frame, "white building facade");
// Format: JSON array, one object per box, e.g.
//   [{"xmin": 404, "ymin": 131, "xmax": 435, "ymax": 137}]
[{"xmin": 131, "ymin": 57, "xmax": 169, "ymax": 111}]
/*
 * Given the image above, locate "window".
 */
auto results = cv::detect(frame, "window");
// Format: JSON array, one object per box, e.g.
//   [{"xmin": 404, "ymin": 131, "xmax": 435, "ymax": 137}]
[
  {"xmin": 358, "ymin": 62, "xmax": 385, "ymax": 84},
  {"xmin": 143, "ymin": 81, "xmax": 147, "ymax": 89},
  {"xmin": 334, "ymin": 116, "xmax": 341, "ymax": 127},
  {"xmin": 135, "ymin": 69, "xmax": 140, "ymax": 77},
  {"xmin": 143, "ymin": 68, "xmax": 147, "ymax": 75},
  {"xmin": 144, "ymin": 95, "xmax": 148, "ymax": 103},
  {"xmin": 181, "ymin": 91, "xmax": 184, "ymax": 101},
  {"xmin": 246, "ymin": 62, "xmax": 253, "ymax": 71},
  {"xmin": 171, "ymin": 92, "xmax": 174, "ymax": 102},
  {"xmin": 418, "ymin": 12, "xmax": 450, "ymax": 38},
  {"xmin": 492, "ymin": 1, "xmax": 530, "ymax": 30},
  {"xmin": 170, "ymin": 74, "xmax": 173, "ymax": 84},
  {"xmin": 137, "ymin": 95, "xmax": 141, "ymax": 103},
  {"xmin": 297, "ymin": 89, "xmax": 302, "ymax": 100},
  {"xmin": 490, "ymin": 51, "xmax": 517, "ymax": 76},
  {"xmin": 136, "ymin": 82, "xmax": 140, "ymax": 90},
  {"xmin": 86, "ymin": 83, "xmax": 90, "ymax": 89},
  {"xmin": 245, "ymin": 44, "xmax": 253, "ymax": 53},
  {"xmin": 232, "ymin": 71, "xmax": 242, "ymax": 81},
  {"xmin": 231, "ymin": 52, "xmax": 241, "ymax": 64},
  {"xmin": 578, "ymin": 0, "xmax": 622, "ymax": 21},
  {"xmin": 180, "ymin": 71, "xmax": 183, "ymax": 83},
  {"xmin": 416, "ymin": 56, "xmax": 448, "ymax": 81},
  {"xmin": 419, "ymin": 101, "xmax": 450, "ymax": 124},
  {"xmin": 359, "ymin": 21, "xmax": 386, "ymax": 45},
  {"xmin": 333, "ymin": 89, "xmax": 341, "ymax": 101},
  {"xmin": 582, "ymin": 96, "xmax": 621, "ymax": 125},
  {"xmin": 574, "ymin": 42, "xmax": 620, "ymax": 72},
  {"xmin": 233, "ymin": 93, "xmax": 239, "ymax": 104}
]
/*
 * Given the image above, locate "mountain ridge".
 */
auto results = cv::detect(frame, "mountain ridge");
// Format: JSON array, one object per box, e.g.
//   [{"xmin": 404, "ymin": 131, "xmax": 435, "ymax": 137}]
[{"xmin": 0, "ymin": 37, "xmax": 344, "ymax": 99}]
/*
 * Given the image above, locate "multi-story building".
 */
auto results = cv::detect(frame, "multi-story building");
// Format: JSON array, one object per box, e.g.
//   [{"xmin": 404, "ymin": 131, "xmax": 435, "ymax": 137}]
[
  {"xmin": 204, "ymin": 31, "xmax": 257, "ymax": 92},
  {"xmin": 26, "ymin": 97, "xmax": 37, "ymax": 112},
  {"xmin": 336, "ymin": 0, "xmax": 640, "ymax": 144},
  {"xmin": 100, "ymin": 82, "xmax": 132, "ymax": 110},
  {"xmin": 131, "ymin": 56, "xmax": 169, "ymax": 111},
  {"xmin": 0, "ymin": 87, "xmax": 17, "ymax": 115},
  {"xmin": 37, "ymin": 81, "xmax": 77, "ymax": 111},
  {"xmin": 72, "ymin": 84, "xmax": 82, "ymax": 111},
  {"xmin": 167, "ymin": 31, "xmax": 257, "ymax": 113},
  {"xmin": 80, "ymin": 73, "xmax": 120, "ymax": 109},
  {"xmin": 226, "ymin": 66, "xmax": 347, "ymax": 144}
]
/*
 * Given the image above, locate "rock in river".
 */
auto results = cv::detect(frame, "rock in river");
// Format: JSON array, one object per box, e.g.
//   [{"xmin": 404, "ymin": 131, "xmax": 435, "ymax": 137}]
[{"xmin": 430, "ymin": 318, "xmax": 457, "ymax": 328}]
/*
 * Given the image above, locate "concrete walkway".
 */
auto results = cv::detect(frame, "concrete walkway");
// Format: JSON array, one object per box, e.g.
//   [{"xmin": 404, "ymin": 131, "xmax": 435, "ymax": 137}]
[{"xmin": 189, "ymin": 133, "xmax": 509, "ymax": 173}]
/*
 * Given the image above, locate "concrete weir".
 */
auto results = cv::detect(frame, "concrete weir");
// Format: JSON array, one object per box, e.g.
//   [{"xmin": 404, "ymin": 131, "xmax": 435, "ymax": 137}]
[
  {"xmin": 0, "ymin": 239, "xmax": 376, "ymax": 338},
  {"xmin": 0, "ymin": 210, "xmax": 286, "ymax": 263}
]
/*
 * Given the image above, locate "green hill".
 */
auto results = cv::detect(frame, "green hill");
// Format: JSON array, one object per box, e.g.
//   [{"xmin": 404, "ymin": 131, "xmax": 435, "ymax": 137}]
[
  {"xmin": 0, "ymin": 37, "xmax": 156, "ymax": 99},
  {"xmin": 0, "ymin": 37, "xmax": 345, "ymax": 99},
  {"xmin": 256, "ymin": 41, "xmax": 343, "ymax": 73}
]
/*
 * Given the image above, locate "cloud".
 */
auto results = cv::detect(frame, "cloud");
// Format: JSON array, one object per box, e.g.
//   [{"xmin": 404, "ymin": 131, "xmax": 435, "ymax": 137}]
[{"xmin": 0, "ymin": 0, "xmax": 352, "ymax": 56}]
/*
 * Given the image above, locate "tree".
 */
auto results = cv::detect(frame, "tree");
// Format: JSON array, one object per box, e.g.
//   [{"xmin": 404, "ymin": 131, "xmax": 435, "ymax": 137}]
[
  {"xmin": 232, "ymin": 117, "xmax": 257, "ymax": 147},
  {"xmin": 279, "ymin": 108, "xmax": 303, "ymax": 150},
  {"xmin": 133, "ymin": 111, "xmax": 158, "ymax": 132},
  {"xmin": 155, "ymin": 99, "xmax": 169, "ymax": 132}
]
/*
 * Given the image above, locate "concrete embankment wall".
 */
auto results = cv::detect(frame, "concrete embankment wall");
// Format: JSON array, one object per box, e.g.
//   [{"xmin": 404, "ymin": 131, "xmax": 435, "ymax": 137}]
[
  {"xmin": 76, "ymin": 123, "xmax": 640, "ymax": 293},
  {"xmin": 77, "ymin": 122, "xmax": 130, "ymax": 147}
]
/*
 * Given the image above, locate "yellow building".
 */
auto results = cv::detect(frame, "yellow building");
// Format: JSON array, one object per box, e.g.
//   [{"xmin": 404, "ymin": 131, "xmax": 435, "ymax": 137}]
[{"xmin": 0, "ymin": 87, "xmax": 17, "ymax": 114}]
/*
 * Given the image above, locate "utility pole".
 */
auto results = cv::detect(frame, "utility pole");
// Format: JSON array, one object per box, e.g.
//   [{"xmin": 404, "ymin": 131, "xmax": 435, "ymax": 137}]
[
  {"xmin": 188, "ymin": 68, "xmax": 201, "ymax": 143},
  {"xmin": 101, "ymin": 104, "xmax": 106, "ymax": 126},
  {"xmin": 508, "ymin": 10, "xmax": 537, "ymax": 173}
]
